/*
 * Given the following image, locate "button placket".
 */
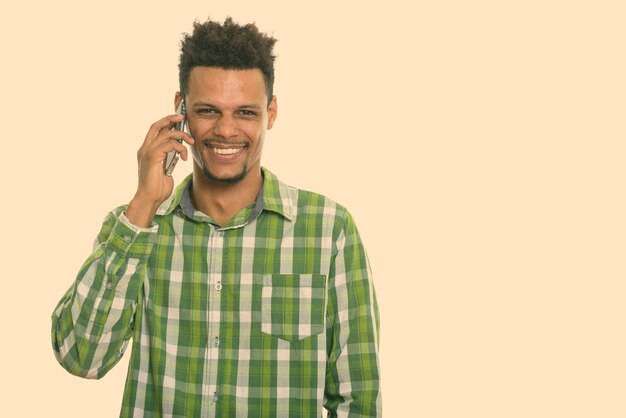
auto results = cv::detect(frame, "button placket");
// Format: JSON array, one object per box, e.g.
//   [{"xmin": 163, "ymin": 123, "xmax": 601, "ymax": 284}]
[
  {"xmin": 214, "ymin": 227, "xmax": 224, "ymax": 291},
  {"xmin": 203, "ymin": 223, "xmax": 223, "ymax": 409}
]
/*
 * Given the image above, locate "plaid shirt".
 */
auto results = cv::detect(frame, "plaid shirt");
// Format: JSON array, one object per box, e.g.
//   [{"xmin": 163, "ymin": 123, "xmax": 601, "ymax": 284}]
[{"xmin": 52, "ymin": 168, "xmax": 381, "ymax": 417}]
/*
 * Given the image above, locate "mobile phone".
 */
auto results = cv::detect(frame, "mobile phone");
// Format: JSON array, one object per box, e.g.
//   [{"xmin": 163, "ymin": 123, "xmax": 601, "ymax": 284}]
[{"xmin": 164, "ymin": 101, "xmax": 188, "ymax": 176}]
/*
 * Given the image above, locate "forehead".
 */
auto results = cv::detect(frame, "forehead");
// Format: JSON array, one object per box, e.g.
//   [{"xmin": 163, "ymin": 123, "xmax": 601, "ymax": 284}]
[{"xmin": 186, "ymin": 67, "xmax": 267, "ymax": 104}]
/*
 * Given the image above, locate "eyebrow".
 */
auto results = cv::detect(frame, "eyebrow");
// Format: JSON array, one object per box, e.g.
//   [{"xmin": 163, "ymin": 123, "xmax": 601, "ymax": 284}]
[{"xmin": 191, "ymin": 102, "xmax": 262, "ymax": 110}]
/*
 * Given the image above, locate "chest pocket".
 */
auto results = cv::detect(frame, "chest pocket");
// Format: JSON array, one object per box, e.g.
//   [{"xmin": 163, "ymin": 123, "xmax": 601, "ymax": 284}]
[{"xmin": 260, "ymin": 274, "xmax": 326, "ymax": 343}]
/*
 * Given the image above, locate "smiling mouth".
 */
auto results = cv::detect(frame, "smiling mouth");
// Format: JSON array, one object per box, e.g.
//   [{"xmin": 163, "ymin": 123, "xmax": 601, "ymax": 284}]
[{"xmin": 203, "ymin": 141, "xmax": 248, "ymax": 158}]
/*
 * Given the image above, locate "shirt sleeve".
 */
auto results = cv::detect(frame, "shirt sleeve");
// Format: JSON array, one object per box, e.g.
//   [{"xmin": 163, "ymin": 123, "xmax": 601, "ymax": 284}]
[
  {"xmin": 51, "ymin": 208, "xmax": 157, "ymax": 379},
  {"xmin": 324, "ymin": 211, "xmax": 382, "ymax": 417}
]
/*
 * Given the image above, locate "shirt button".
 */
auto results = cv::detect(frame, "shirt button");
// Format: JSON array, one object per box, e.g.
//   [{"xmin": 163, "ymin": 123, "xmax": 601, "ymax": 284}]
[
  {"xmin": 122, "ymin": 235, "xmax": 132, "ymax": 243},
  {"xmin": 213, "ymin": 337, "xmax": 220, "ymax": 347},
  {"xmin": 106, "ymin": 281, "xmax": 113, "ymax": 290},
  {"xmin": 215, "ymin": 281, "xmax": 222, "ymax": 291},
  {"xmin": 211, "ymin": 391, "xmax": 218, "ymax": 403},
  {"xmin": 216, "ymin": 230, "xmax": 224, "ymax": 237}
]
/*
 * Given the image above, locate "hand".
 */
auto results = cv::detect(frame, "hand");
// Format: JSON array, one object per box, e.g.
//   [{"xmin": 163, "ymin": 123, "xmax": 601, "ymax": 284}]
[{"xmin": 125, "ymin": 114, "xmax": 194, "ymax": 227}]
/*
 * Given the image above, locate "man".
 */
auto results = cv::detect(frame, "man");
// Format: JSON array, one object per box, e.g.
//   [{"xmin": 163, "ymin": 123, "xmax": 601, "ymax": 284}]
[{"xmin": 52, "ymin": 17, "xmax": 381, "ymax": 417}]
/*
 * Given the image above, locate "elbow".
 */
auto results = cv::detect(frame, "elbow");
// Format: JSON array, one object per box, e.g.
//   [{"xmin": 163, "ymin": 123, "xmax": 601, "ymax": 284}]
[{"xmin": 52, "ymin": 332, "xmax": 116, "ymax": 380}]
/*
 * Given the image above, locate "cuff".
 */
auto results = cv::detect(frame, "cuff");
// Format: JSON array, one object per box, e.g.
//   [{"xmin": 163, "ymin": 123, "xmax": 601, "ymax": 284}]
[{"xmin": 106, "ymin": 212, "xmax": 158, "ymax": 258}]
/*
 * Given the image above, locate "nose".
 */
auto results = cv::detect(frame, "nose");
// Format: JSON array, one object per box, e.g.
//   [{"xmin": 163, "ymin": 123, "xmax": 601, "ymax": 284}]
[{"xmin": 213, "ymin": 114, "xmax": 238, "ymax": 138}]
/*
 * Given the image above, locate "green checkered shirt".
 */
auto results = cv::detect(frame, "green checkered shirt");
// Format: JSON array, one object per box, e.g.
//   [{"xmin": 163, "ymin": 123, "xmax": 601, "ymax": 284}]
[{"xmin": 52, "ymin": 168, "xmax": 381, "ymax": 417}]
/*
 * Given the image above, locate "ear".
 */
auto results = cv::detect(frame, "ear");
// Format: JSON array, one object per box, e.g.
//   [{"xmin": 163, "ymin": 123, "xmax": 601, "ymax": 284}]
[
  {"xmin": 174, "ymin": 92, "xmax": 183, "ymax": 111},
  {"xmin": 267, "ymin": 95, "xmax": 278, "ymax": 130}
]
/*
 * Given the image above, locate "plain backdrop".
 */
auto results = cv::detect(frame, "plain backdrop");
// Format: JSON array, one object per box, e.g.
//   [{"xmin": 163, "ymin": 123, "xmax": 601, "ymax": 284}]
[{"xmin": 2, "ymin": 1, "xmax": 626, "ymax": 417}]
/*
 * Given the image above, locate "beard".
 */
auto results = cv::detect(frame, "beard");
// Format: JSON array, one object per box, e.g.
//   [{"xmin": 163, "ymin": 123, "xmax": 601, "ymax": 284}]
[{"xmin": 200, "ymin": 164, "xmax": 248, "ymax": 184}]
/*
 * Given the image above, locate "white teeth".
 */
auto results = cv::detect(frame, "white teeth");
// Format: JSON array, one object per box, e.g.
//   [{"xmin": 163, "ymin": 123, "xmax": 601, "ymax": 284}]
[{"xmin": 213, "ymin": 148, "xmax": 241, "ymax": 155}]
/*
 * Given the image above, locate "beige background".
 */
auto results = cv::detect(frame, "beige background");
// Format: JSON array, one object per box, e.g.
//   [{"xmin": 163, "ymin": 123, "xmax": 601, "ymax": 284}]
[{"xmin": 1, "ymin": 0, "xmax": 625, "ymax": 416}]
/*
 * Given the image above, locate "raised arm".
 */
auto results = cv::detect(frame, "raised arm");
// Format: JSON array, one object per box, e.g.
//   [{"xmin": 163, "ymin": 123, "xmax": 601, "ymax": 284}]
[{"xmin": 51, "ymin": 110, "xmax": 193, "ymax": 378}]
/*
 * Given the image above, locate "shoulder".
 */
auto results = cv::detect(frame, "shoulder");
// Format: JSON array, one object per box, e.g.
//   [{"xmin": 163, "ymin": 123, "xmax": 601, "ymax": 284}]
[
  {"xmin": 288, "ymin": 185, "xmax": 350, "ymax": 222},
  {"xmin": 272, "ymin": 179, "xmax": 357, "ymax": 243},
  {"xmin": 262, "ymin": 167, "xmax": 348, "ymax": 224},
  {"xmin": 264, "ymin": 169, "xmax": 350, "ymax": 220}
]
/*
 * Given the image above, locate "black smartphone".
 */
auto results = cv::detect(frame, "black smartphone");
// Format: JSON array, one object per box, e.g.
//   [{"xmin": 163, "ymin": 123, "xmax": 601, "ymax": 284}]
[{"xmin": 164, "ymin": 101, "xmax": 188, "ymax": 176}]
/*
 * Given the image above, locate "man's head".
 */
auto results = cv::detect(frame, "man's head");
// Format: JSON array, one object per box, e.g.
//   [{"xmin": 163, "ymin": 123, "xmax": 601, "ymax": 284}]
[
  {"xmin": 176, "ymin": 18, "xmax": 278, "ymax": 186},
  {"xmin": 178, "ymin": 17, "xmax": 277, "ymax": 106}
]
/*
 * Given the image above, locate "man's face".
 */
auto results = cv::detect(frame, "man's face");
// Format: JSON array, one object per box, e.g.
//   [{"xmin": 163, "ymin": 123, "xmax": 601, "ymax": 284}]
[{"xmin": 178, "ymin": 66, "xmax": 277, "ymax": 184}]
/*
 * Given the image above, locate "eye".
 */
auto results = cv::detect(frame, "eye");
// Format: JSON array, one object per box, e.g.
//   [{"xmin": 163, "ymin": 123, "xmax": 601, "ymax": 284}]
[
  {"xmin": 238, "ymin": 109, "xmax": 258, "ymax": 117},
  {"xmin": 196, "ymin": 108, "xmax": 219, "ymax": 115}
]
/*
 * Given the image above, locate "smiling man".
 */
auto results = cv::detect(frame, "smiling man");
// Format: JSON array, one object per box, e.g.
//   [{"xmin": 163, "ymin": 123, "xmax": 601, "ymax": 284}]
[{"xmin": 52, "ymin": 18, "xmax": 381, "ymax": 417}]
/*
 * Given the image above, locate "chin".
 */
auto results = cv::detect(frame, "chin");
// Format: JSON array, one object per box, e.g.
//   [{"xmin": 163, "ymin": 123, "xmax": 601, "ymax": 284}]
[{"xmin": 201, "ymin": 165, "xmax": 248, "ymax": 184}]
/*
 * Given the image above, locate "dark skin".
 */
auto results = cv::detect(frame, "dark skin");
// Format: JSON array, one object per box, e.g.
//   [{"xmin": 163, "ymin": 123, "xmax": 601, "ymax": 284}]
[{"xmin": 126, "ymin": 67, "xmax": 277, "ymax": 227}]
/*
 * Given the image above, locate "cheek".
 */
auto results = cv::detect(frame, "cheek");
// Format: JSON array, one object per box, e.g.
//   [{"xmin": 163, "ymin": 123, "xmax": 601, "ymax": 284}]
[
  {"xmin": 243, "ymin": 121, "xmax": 266, "ymax": 139},
  {"xmin": 189, "ymin": 119, "xmax": 215, "ymax": 137},
  {"xmin": 247, "ymin": 128, "xmax": 262, "ymax": 142}
]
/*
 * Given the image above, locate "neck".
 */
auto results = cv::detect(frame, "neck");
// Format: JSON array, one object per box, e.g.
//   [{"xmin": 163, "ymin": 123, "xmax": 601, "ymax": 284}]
[{"xmin": 191, "ymin": 166, "xmax": 263, "ymax": 226}]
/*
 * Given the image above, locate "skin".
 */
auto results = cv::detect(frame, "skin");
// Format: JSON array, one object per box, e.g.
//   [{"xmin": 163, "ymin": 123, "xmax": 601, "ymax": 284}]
[{"xmin": 126, "ymin": 67, "xmax": 277, "ymax": 227}]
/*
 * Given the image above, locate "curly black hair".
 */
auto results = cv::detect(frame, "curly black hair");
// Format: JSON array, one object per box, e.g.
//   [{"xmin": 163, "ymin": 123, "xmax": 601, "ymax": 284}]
[{"xmin": 178, "ymin": 17, "xmax": 277, "ymax": 104}]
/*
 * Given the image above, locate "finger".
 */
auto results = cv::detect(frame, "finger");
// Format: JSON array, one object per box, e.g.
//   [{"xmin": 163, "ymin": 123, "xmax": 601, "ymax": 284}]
[
  {"xmin": 169, "ymin": 130, "xmax": 195, "ymax": 146},
  {"xmin": 150, "ymin": 139, "xmax": 189, "ymax": 164},
  {"xmin": 151, "ymin": 124, "xmax": 194, "ymax": 146},
  {"xmin": 171, "ymin": 141, "xmax": 189, "ymax": 162},
  {"xmin": 144, "ymin": 114, "xmax": 186, "ymax": 143}
]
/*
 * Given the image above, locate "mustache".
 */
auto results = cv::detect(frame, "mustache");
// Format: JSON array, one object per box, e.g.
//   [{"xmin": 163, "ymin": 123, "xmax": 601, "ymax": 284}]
[{"xmin": 201, "ymin": 137, "xmax": 250, "ymax": 146}]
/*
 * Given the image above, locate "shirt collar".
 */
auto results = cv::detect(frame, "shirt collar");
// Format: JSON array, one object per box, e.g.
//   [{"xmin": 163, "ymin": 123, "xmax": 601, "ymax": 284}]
[{"xmin": 155, "ymin": 167, "xmax": 294, "ymax": 222}]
